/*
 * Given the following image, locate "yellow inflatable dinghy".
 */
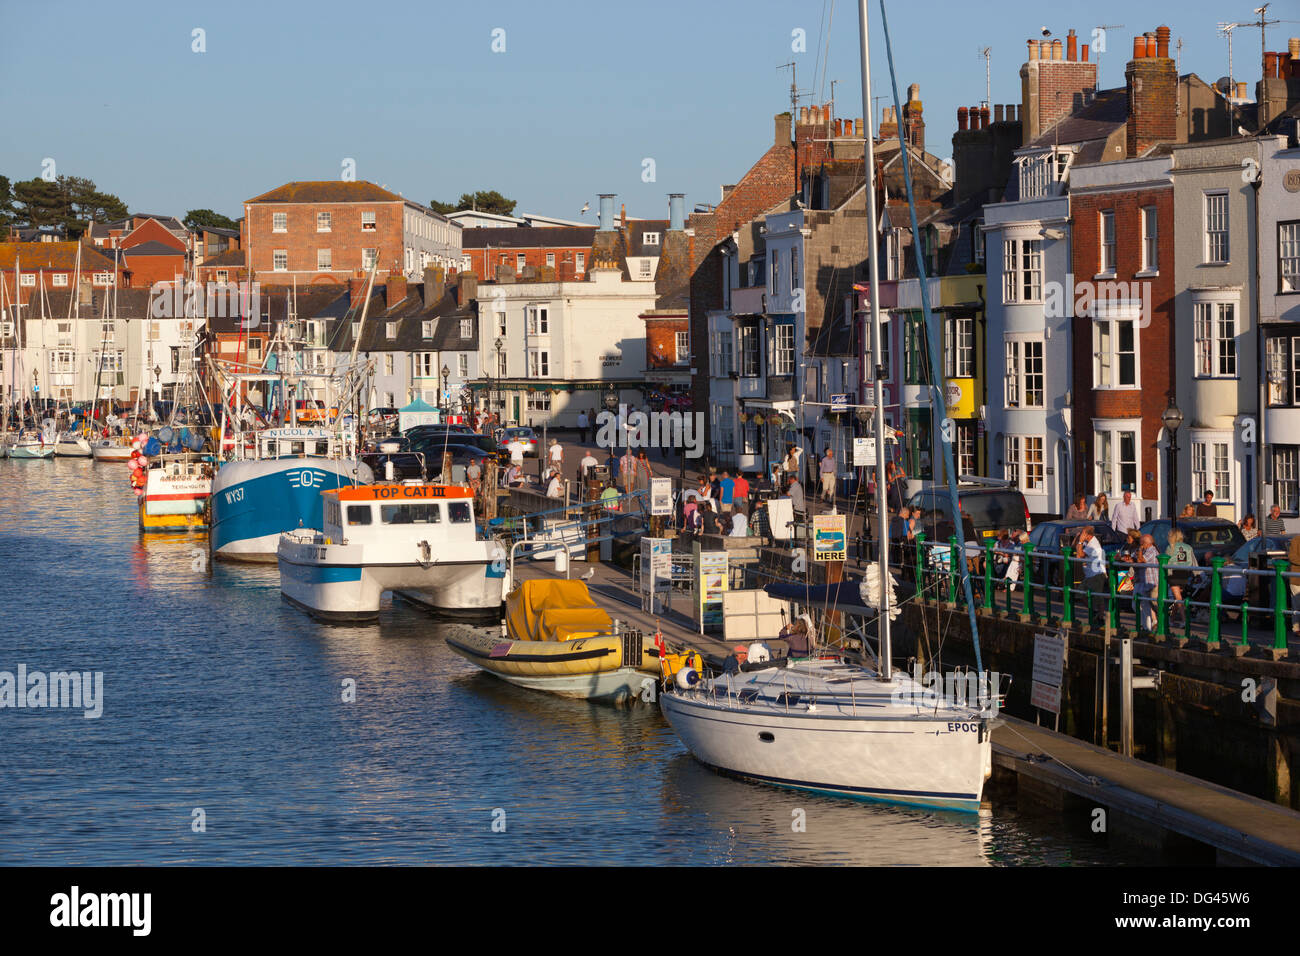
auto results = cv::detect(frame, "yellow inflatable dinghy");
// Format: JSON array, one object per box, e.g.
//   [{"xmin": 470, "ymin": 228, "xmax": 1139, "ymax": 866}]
[{"xmin": 446, "ymin": 579, "xmax": 660, "ymax": 703}]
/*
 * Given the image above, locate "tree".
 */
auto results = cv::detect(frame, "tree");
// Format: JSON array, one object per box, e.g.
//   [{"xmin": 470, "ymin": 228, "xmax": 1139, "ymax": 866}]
[
  {"xmin": 427, "ymin": 190, "xmax": 517, "ymax": 217},
  {"xmin": 9, "ymin": 175, "xmax": 127, "ymax": 237},
  {"xmin": 184, "ymin": 208, "xmax": 239, "ymax": 231},
  {"xmin": 0, "ymin": 175, "xmax": 15, "ymax": 229}
]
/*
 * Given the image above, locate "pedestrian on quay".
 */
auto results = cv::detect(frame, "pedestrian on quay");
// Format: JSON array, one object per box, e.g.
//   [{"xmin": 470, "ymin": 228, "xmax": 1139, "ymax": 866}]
[
  {"xmin": 1065, "ymin": 493, "xmax": 1088, "ymax": 521},
  {"xmin": 732, "ymin": 471, "xmax": 750, "ymax": 513},
  {"xmin": 466, "ymin": 459, "xmax": 482, "ymax": 495},
  {"xmin": 1164, "ymin": 528, "xmax": 1195, "ymax": 627},
  {"xmin": 1263, "ymin": 504, "xmax": 1286, "ymax": 536},
  {"xmin": 577, "ymin": 409, "xmax": 589, "ymax": 444},
  {"xmin": 1088, "ymin": 492, "xmax": 1110, "ymax": 522},
  {"xmin": 819, "ymin": 448, "xmax": 836, "ymax": 504},
  {"xmin": 718, "ymin": 469, "xmax": 735, "ymax": 513},
  {"xmin": 1179, "ymin": 502, "xmax": 1196, "ymax": 519},
  {"xmin": 1076, "ymin": 526, "xmax": 1110, "ymax": 629},
  {"xmin": 1136, "ymin": 533, "xmax": 1160, "ymax": 633},
  {"xmin": 699, "ymin": 501, "xmax": 721, "ymax": 535},
  {"xmin": 886, "ymin": 460, "xmax": 906, "ymax": 512},
  {"xmin": 786, "ymin": 475, "xmax": 806, "ymax": 516},
  {"xmin": 634, "ymin": 450, "xmax": 652, "ymax": 493},
  {"xmin": 1196, "ymin": 490, "xmax": 1217, "ymax": 517},
  {"xmin": 1111, "ymin": 490, "xmax": 1141, "ymax": 536},
  {"xmin": 730, "ymin": 503, "xmax": 749, "ymax": 537},
  {"xmin": 619, "ymin": 447, "xmax": 637, "ymax": 494},
  {"xmin": 1288, "ymin": 533, "xmax": 1300, "ymax": 634},
  {"xmin": 1239, "ymin": 513, "xmax": 1259, "ymax": 541}
]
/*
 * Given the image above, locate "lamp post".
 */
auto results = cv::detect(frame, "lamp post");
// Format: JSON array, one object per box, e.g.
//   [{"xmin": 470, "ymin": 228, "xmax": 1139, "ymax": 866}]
[
  {"xmin": 440, "ymin": 363, "xmax": 450, "ymax": 416},
  {"xmin": 1162, "ymin": 400, "xmax": 1183, "ymax": 520}
]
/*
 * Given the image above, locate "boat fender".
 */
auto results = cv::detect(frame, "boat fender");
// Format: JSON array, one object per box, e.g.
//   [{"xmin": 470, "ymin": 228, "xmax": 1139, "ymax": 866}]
[
  {"xmin": 675, "ymin": 667, "xmax": 700, "ymax": 690},
  {"xmin": 747, "ymin": 642, "xmax": 771, "ymax": 663}
]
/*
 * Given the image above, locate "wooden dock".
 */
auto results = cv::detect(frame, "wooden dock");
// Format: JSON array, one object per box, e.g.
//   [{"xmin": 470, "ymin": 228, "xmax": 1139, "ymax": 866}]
[{"xmin": 992, "ymin": 715, "xmax": 1300, "ymax": 865}]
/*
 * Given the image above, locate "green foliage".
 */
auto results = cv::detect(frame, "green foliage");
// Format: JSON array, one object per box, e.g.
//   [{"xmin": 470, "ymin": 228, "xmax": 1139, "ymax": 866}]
[
  {"xmin": 7, "ymin": 174, "xmax": 128, "ymax": 237},
  {"xmin": 427, "ymin": 190, "xmax": 517, "ymax": 217},
  {"xmin": 0, "ymin": 175, "xmax": 15, "ymax": 228},
  {"xmin": 184, "ymin": 208, "xmax": 238, "ymax": 231}
]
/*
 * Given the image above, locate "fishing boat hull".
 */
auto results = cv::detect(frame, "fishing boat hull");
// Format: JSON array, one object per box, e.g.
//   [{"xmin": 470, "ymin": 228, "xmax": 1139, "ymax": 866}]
[
  {"xmin": 660, "ymin": 664, "xmax": 993, "ymax": 812},
  {"xmin": 277, "ymin": 533, "xmax": 503, "ymax": 622},
  {"xmin": 211, "ymin": 457, "xmax": 370, "ymax": 562},
  {"xmin": 139, "ymin": 458, "xmax": 212, "ymax": 533}
]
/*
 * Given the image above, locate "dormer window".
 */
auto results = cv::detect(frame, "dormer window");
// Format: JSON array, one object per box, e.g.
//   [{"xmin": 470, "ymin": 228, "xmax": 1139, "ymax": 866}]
[
  {"xmin": 1017, "ymin": 149, "xmax": 1073, "ymax": 200},
  {"xmin": 643, "ymin": 232, "xmax": 660, "ymax": 246}
]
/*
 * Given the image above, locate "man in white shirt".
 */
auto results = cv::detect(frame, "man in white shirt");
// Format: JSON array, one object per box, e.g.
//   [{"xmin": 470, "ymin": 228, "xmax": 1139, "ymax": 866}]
[
  {"xmin": 579, "ymin": 450, "xmax": 598, "ymax": 478},
  {"xmin": 1111, "ymin": 490, "xmax": 1141, "ymax": 536},
  {"xmin": 508, "ymin": 439, "xmax": 527, "ymax": 467},
  {"xmin": 545, "ymin": 472, "xmax": 563, "ymax": 498},
  {"xmin": 1076, "ymin": 527, "xmax": 1110, "ymax": 630},
  {"xmin": 548, "ymin": 438, "xmax": 564, "ymax": 473},
  {"xmin": 576, "ymin": 410, "xmax": 589, "ymax": 444}
]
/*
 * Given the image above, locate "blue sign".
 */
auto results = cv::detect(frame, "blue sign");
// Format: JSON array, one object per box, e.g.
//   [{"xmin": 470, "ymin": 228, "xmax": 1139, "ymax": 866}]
[{"xmin": 830, "ymin": 393, "xmax": 848, "ymax": 412}]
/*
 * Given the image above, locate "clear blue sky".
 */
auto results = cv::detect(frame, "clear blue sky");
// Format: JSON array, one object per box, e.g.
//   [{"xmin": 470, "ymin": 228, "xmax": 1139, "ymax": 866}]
[{"xmin": 1, "ymin": 0, "xmax": 1290, "ymax": 222}]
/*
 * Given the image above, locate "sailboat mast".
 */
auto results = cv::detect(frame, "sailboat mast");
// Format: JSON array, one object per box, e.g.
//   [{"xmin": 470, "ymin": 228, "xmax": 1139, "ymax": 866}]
[{"xmin": 858, "ymin": 0, "xmax": 892, "ymax": 681}]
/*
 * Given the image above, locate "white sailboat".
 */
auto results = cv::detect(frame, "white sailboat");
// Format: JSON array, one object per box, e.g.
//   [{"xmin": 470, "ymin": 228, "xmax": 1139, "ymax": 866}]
[
  {"xmin": 2, "ymin": 264, "xmax": 54, "ymax": 459},
  {"xmin": 89, "ymin": 268, "xmax": 133, "ymax": 462},
  {"xmin": 54, "ymin": 245, "xmax": 92, "ymax": 457},
  {"xmin": 660, "ymin": 1, "xmax": 996, "ymax": 812}
]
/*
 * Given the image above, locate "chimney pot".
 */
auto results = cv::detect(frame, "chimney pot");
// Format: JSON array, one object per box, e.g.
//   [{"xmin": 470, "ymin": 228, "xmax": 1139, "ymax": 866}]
[
  {"xmin": 993, "ymin": 104, "xmax": 1004, "ymax": 122},
  {"xmin": 855, "ymin": 117, "xmax": 863, "ymax": 136},
  {"xmin": 1028, "ymin": 38, "xmax": 1039, "ymax": 61},
  {"xmin": 1133, "ymin": 35, "xmax": 1145, "ymax": 59},
  {"xmin": 1237, "ymin": 81, "xmax": 1248, "ymax": 99},
  {"xmin": 1145, "ymin": 33, "xmax": 1157, "ymax": 58},
  {"xmin": 1265, "ymin": 51, "xmax": 1279, "ymax": 79},
  {"xmin": 957, "ymin": 106, "xmax": 969, "ymax": 130},
  {"xmin": 1156, "ymin": 25, "xmax": 1170, "ymax": 59},
  {"xmin": 1053, "ymin": 39, "xmax": 1063, "ymax": 60},
  {"xmin": 1067, "ymin": 29, "xmax": 1077, "ymax": 62},
  {"xmin": 1081, "ymin": 43, "xmax": 1089, "ymax": 62},
  {"xmin": 979, "ymin": 106, "xmax": 990, "ymax": 129}
]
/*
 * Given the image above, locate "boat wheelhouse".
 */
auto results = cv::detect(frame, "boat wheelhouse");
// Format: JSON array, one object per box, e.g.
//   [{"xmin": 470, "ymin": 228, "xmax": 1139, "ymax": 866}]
[{"xmin": 277, "ymin": 482, "xmax": 504, "ymax": 621}]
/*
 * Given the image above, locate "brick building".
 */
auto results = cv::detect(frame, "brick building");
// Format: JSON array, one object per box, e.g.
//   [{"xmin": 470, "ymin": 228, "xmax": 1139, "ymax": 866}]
[
  {"xmin": 461, "ymin": 226, "xmax": 597, "ymax": 281},
  {"xmin": 242, "ymin": 181, "xmax": 460, "ymax": 287}
]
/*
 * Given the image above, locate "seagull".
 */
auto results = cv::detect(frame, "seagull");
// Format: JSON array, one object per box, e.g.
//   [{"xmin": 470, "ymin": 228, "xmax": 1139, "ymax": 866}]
[
  {"xmin": 580, "ymin": 567, "xmax": 595, "ymax": 580},
  {"xmin": 1041, "ymin": 27, "xmax": 1051, "ymax": 37},
  {"xmin": 580, "ymin": 202, "xmax": 590, "ymax": 215}
]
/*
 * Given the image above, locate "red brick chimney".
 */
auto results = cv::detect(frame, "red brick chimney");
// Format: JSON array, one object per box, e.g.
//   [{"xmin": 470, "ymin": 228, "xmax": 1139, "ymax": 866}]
[
  {"xmin": 1125, "ymin": 25, "xmax": 1177, "ymax": 158},
  {"xmin": 348, "ymin": 273, "xmax": 369, "ymax": 307},
  {"xmin": 387, "ymin": 273, "xmax": 408, "ymax": 306},
  {"xmin": 1020, "ymin": 27, "xmax": 1098, "ymax": 144}
]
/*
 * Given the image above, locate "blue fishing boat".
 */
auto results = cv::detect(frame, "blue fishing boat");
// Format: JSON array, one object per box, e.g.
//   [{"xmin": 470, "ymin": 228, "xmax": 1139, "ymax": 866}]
[{"xmin": 210, "ymin": 427, "xmax": 372, "ymax": 562}]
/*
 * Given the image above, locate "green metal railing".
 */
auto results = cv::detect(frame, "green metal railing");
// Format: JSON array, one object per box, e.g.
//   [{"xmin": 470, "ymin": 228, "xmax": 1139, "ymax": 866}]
[{"xmin": 901, "ymin": 537, "xmax": 1293, "ymax": 653}]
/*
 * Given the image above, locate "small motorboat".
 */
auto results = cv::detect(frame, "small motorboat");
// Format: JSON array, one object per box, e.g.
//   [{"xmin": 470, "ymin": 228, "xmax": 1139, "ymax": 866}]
[
  {"xmin": 445, "ymin": 578, "xmax": 660, "ymax": 704},
  {"xmin": 277, "ymin": 482, "xmax": 505, "ymax": 622},
  {"xmin": 137, "ymin": 453, "xmax": 212, "ymax": 533}
]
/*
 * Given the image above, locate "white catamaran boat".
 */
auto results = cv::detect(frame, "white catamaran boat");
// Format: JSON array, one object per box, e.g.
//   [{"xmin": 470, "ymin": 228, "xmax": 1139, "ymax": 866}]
[{"xmin": 277, "ymin": 483, "xmax": 505, "ymax": 621}]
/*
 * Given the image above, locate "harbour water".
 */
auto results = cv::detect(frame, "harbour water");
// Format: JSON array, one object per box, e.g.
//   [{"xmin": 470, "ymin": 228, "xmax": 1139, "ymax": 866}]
[{"xmin": 0, "ymin": 460, "xmax": 1157, "ymax": 865}]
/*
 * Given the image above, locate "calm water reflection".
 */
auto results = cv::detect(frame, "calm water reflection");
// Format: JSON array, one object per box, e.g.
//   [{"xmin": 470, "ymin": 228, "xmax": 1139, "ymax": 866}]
[{"xmin": 0, "ymin": 460, "xmax": 1154, "ymax": 865}]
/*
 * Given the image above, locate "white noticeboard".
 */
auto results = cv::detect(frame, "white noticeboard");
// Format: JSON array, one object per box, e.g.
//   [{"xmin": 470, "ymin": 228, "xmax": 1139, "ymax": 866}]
[
  {"xmin": 1030, "ymin": 632, "xmax": 1067, "ymax": 716},
  {"xmin": 853, "ymin": 437, "xmax": 876, "ymax": 468},
  {"xmin": 641, "ymin": 537, "xmax": 672, "ymax": 612},
  {"xmin": 649, "ymin": 477, "xmax": 673, "ymax": 516}
]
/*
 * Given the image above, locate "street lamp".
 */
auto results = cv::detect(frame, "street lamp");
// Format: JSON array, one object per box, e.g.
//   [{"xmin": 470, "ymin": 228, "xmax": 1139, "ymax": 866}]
[
  {"xmin": 1162, "ymin": 400, "xmax": 1183, "ymax": 520},
  {"xmin": 440, "ymin": 364, "xmax": 450, "ymax": 415}
]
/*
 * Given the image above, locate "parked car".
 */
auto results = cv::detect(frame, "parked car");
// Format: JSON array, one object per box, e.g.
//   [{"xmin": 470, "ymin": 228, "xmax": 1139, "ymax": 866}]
[
  {"xmin": 1027, "ymin": 520, "xmax": 1127, "ymax": 585},
  {"xmin": 368, "ymin": 406, "xmax": 399, "ymax": 429},
  {"xmin": 359, "ymin": 451, "xmax": 427, "ymax": 481},
  {"xmin": 905, "ymin": 485, "xmax": 1032, "ymax": 548},
  {"xmin": 1137, "ymin": 518, "xmax": 1246, "ymax": 564},
  {"xmin": 1219, "ymin": 533, "xmax": 1298, "ymax": 613},
  {"xmin": 497, "ymin": 426, "xmax": 540, "ymax": 458}
]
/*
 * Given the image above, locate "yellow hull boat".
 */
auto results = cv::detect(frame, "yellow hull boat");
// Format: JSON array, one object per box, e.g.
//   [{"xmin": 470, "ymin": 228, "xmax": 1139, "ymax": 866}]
[{"xmin": 446, "ymin": 579, "xmax": 660, "ymax": 703}]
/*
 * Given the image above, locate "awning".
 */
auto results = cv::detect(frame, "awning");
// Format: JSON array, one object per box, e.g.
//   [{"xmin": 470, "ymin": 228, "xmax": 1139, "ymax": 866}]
[{"xmin": 763, "ymin": 579, "xmax": 880, "ymax": 615}]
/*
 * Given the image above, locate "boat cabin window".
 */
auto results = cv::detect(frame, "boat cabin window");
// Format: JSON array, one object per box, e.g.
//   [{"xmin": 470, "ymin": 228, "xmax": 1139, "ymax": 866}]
[
  {"xmin": 325, "ymin": 499, "xmax": 342, "ymax": 526},
  {"xmin": 290, "ymin": 441, "xmax": 305, "ymax": 456},
  {"xmin": 380, "ymin": 503, "xmax": 442, "ymax": 524},
  {"xmin": 313, "ymin": 441, "xmax": 330, "ymax": 455},
  {"xmin": 346, "ymin": 505, "xmax": 373, "ymax": 526},
  {"xmin": 448, "ymin": 502, "xmax": 472, "ymax": 524}
]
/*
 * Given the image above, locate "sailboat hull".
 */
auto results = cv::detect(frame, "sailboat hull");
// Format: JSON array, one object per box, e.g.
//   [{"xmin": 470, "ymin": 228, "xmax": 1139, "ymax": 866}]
[
  {"xmin": 56, "ymin": 437, "xmax": 93, "ymax": 457},
  {"xmin": 8, "ymin": 443, "xmax": 55, "ymax": 460},
  {"xmin": 660, "ymin": 666, "xmax": 993, "ymax": 812}
]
